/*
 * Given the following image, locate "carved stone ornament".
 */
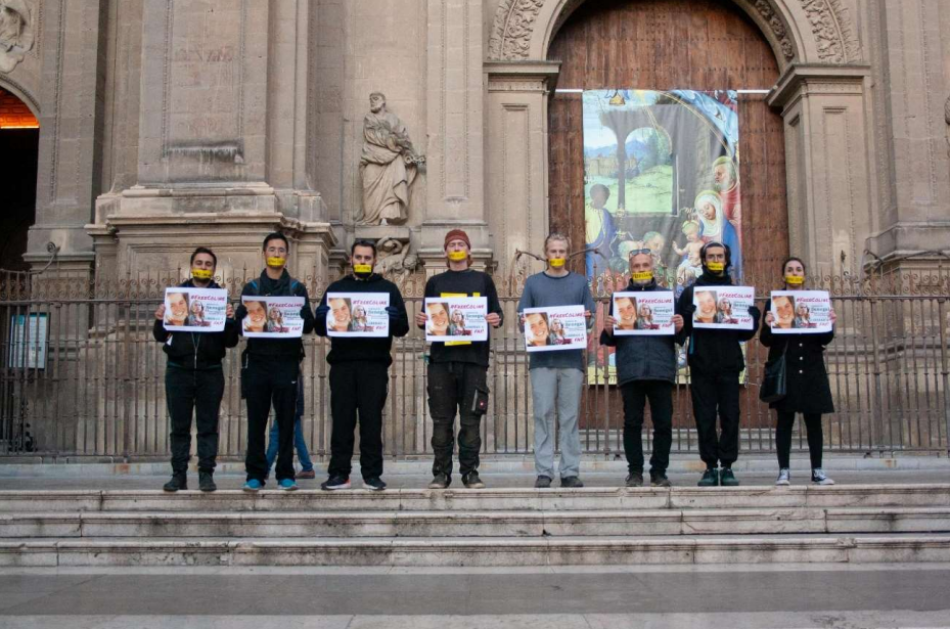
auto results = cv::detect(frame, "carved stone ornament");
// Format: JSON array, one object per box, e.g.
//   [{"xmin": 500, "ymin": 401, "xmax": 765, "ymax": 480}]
[
  {"xmin": 0, "ymin": 0, "xmax": 34, "ymax": 74},
  {"xmin": 358, "ymin": 92, "xmax": 425, "ymax": 227},
  {"xmin": 487, "ymin": 0, "xmax": 859, "ymax": 65}
]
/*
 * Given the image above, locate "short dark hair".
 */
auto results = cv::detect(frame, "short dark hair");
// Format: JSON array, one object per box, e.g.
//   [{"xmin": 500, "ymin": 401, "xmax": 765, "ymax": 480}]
[
  {"xmin": 781, "ymin": 256, "xmax": 806, "ymax": 276},
  {"xmin": 350, "ymin": 239, "xmax": 377, "ymax": 257},
  {"xmin": 262, "ymin": 232, "xmax": 289, "ymax": 251},
  {"xmin": 190, "ymin": 247, "xmax": 217, "ymax": 268}
]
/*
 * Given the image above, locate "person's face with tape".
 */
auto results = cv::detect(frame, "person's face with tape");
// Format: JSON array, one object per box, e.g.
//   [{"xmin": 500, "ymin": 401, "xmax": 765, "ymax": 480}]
[
  {"xmin": 191, "ymin": 252, "xmax": 216, "ymax": 286},
  {"xmin": 628, "ymin": 251, "xmax": 654, "ymax": 286},
  {"xmin": 263, "ymin": 236, "xmax": 288, "ymax": 274},
  {"xmin": 702, "ymin": 244, "xmax": 727, "ymax": 277},
  {"xmin": 351, "ymin": 243, "xmax": 376, "ymax": 280}
]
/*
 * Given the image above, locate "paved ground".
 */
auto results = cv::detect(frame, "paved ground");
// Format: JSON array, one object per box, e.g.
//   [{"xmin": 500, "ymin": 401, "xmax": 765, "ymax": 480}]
[
  {"xmin": 1, "ymin": 564, "xmax": 950, "ymax": 627},
  {"xmin": 4, "ymin": 469, "xmax": 949, "ymax": 490}
]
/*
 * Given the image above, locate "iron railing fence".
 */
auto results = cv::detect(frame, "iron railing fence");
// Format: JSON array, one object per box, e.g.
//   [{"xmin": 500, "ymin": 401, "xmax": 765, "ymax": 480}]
[{"xmin": 1, "ymin": 267, "xmax": 948, "ymax": 459}]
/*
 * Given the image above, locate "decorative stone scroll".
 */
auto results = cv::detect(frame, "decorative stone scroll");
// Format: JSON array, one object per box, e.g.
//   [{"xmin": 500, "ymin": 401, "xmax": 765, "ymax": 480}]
[
  {"xmin": 487, "ymin": 0, "xmax": 859, "ymax": 65},
  {"xmin": 0, "ymin": 0, "xmax": 34, "ymax": 73}
]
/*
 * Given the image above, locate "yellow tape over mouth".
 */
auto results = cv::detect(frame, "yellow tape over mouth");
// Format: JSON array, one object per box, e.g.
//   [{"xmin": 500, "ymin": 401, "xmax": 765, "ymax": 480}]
[
  {"xmin": 785, "ymin": 275, "xmax": 805, "ymax": 286},
  {"xmin": 354, "ymin": 264, "xmax": 373, "ymax": 274},
  {"xmin": 266, "ymin": 257, "xmax": 286, "ymax": 268},
  {"xmin": 448, "ymin": 251, "xmax": 468, "ymax": 262},
  {"xmin": 706, "ymin": 262, "xmax": 724, "ymax": 273},
  {"xmin": 549, "ymin": 258, "xmax": 566, "ymax": 268},
  {"xmin": 191, "ymin": 269, "xmax": 213, "ymax": 280},
  {"xmin": 631, "ymin": 271, "xmax": 653, "ymax": 282}
]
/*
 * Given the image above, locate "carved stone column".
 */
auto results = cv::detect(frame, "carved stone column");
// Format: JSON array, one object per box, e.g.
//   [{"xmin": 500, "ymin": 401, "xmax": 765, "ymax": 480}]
[
  {"xmin": 768, "ymin": 64, "xmax": 874, "ymax": 277},
  {"xmin": 485, "ymin": 61, "xmax": 560, "ymax": 274},
  {"xmin": 85, "ymin": 0, "xmax": 334, "ymax": 281},
  {"xmin": 420, "ymin": 0, "xmax": 489, "ymax": 272}
]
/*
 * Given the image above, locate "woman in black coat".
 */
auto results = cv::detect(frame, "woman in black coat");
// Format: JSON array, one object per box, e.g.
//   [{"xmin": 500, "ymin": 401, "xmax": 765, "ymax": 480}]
[{"xmin": 761, "ymin": 257, "xmax": 837, "ymax": 486}]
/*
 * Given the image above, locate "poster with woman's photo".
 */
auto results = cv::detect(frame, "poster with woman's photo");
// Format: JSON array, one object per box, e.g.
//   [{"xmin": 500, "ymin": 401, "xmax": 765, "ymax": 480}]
[
  {"xmin": 163, "ymin": 287, "xmax": 229, "ymax": 332},
  {"xmin": 425, "ymin": 297, "xmax": 487, "ymax": 343},
  {"xmin": 241, "ymin": 296, "xmax": 305, "ymax": 338},
  {"xmin": 770, "ymin": 290, "xmax": 833, "ymax": 334},
  {"xmin": 523, "ymin": 305, "xmax": 587, "ymax": 352},
  {"xmin": 692, "ymin": 286, "xmax": 755, "ymax": 330},
  {"xmin": 612, "ymin": 291, "xmax": 676, "ymax": 336},
  {"xmin": 325, "ymin": 292, "xmax": 390, "ymax": 338}
]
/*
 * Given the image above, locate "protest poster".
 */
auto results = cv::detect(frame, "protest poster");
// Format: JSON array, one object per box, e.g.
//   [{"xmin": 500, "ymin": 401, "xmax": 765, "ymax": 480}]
[
  {"xmin": 523, "ymin": 305, "xmax": 587, "ymax": 352},
  {"xmin": 241, "ymin": 296, "xmax": 305, "ymax": 338},
  {"xmin": 163, "ymin": 287, "xmax": 229, "ymax": 332},
  {"xmin": 692, "ymin": 286, "xmax": 756, "ymax": 330},
  {"xmin": 770, "ymin": 290, "xmax": 833, "ymax": 334},
  {"xmin": 612, "ymin": 291, "xmax": 676, "ymax": 336},
  {"xmin": 425, "ymin": 296, "xmax": 487, "ymax": 343},
  {"xmin": 325, "ymin": 292, "xmax": 390, "ymax": 338}
]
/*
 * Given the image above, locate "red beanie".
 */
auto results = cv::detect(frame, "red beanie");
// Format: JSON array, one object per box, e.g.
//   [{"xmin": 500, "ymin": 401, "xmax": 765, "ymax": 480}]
[{"xmin": 444, "ymin": 229, "xmax": 471, "ymax": 250}]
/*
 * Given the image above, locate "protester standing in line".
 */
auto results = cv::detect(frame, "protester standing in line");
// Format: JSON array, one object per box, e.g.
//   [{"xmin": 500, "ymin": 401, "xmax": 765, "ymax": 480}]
[
  {"xmin": 235, "ymin": 233, "xmax": 315, "ymax": 492},
  {"xmin": 315, "ymin": 240, "xmax": 409, "ymax": 491},
  {"xmin": 416, "ymin": 229, "xmax": 503, "ymax": 489},
  {"xmin": 517, "ymin": 233, "xmax": 595, "ymax": 489},
  {"xmin": 761, "ymin": 257, "xmax": 836, "ymax": 486},
  {"xmin": 677, "ymin": 242, "xmax": 760, "ymax": 487},
  {"xmin": 153, "ymin": 247, "xmax": 238, "ymax": 493},
  {"xmin": 601, "ymin": 249, "xmax": 685, "ymax": 488}
]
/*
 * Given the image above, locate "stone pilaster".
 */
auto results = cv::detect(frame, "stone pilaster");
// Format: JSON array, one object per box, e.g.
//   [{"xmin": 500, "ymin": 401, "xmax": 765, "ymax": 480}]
[
  {"xmin": 768, "ymin": 64, "xmax": 874, "ymax": 277},
  {"xmin": 421, "ymin": 0, "xmax": 489, "ymax": 268},
  {"xmin": 25, "ymin": 0, "xmax": 107, "ymax": 274}
]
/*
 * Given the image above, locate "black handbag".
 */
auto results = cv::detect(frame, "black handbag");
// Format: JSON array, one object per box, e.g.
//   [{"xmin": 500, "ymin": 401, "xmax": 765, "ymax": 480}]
[{"xmin": 760, "ymin": 343, "xmax": 788, "ymax": 403}]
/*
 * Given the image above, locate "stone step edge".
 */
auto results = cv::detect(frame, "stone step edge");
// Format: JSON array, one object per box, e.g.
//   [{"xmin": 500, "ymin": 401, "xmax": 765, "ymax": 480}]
[{"xmin": 2, "ymin": 536, "xmax": 949, "ymax": 567}]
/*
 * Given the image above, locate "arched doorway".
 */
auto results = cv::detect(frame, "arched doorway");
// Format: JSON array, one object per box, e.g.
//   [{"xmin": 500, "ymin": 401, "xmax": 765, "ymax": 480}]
[
  {"xmin": 545, "ymin": 0, "xmax": 789, "ymax": 435},
  {"xmin": 0, "ymin": 86, "xmax": 39, "ymax": 271},
  {"xmin": 547, "ymin": 0, "xmax": 789, "ymax": 283}
]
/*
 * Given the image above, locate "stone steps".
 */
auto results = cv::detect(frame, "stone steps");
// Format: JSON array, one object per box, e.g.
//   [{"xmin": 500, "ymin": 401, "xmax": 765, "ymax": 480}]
[
  {"xmin": 3, "ymin": 534, "xmax": 950, "ymax": 567},
  {"xmin": 3, "ymin": 507, "xmax": 950, "ymax": 538},
  {"xmin": 3, "ymin": 484, "xmax": 949, "ymax": 513},
  {"xmin": 3, "ymin": 485, "xmax": 949, "ymax": 566}
]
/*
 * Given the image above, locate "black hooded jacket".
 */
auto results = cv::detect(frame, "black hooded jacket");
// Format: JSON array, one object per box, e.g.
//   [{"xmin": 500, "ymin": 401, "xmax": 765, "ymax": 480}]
[
  {"xmin": 152, "ymin": 279, "xmax": 239, "ymax": 370},
  {"xmin": 677, "ymin": 271, "xmax": 760, "ymax": 374}
]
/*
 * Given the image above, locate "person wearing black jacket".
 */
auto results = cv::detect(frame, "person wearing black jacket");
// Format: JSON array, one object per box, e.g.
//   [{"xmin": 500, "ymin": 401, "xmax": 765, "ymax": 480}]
[
  {"xmin": 153, "ymin": 247, "xmax": 239, "ymax": 492},
  {"xmin": 415, "ymin": 229, "xmax": 503, "ymax": 489},
  {"xmin": 234, "ymin": 233, "xmax": 316, "ymax": 492},
  {"xmin": 677, "ymin": 242, "xmax": 760, "ymax": 487},
  {"xmin": 314, "ymin": 240, "xmax": 409, "ymax": 491},
  {"xmin": 760, "ymin": 257, "xmax": 836, "ymax": 486},
  {"xmin": 601, "ymin": 250, "xmax": 685, "ymax": 488}
]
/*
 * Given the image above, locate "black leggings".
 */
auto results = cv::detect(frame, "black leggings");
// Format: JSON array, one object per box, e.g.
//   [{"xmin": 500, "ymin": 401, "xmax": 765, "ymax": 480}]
[{"xmin": 776, "ymin": 411, "xmax": 823, "ymax": 469}]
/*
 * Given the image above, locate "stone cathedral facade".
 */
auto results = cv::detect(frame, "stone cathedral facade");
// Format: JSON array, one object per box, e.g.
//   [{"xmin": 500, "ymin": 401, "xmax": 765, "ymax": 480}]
[{"xmin": 1, "ymin": 0, "xmax": 949, "ymax": 285}]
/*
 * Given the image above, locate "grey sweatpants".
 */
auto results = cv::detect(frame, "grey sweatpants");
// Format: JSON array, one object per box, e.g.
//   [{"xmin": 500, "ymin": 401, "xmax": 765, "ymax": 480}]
[{"xmin": 530, "ymin": 367, "xmax": 584, "ymax": 479}]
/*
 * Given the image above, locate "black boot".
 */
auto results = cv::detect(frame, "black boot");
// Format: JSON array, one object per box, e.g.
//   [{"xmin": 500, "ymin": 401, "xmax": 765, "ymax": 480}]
[
  {"xmin": 163, "ymin": 474, "xmax": 187, "ymax": 492},
  {"xmin": 199, "ymin": 471, "xmax": 217, "ymax": 492}
]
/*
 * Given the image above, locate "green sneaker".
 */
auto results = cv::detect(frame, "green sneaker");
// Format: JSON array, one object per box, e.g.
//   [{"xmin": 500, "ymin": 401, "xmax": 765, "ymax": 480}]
[
  {"xmin": 697, "ymin": 468, "xmax": 719, "ymax": 487},
  {"xmin": 720, "ymin": 468, "xmax": 740, "ymax": 487}
]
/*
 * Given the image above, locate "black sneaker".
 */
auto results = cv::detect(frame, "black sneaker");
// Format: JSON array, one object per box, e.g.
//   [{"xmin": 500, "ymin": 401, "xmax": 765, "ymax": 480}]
[
  {"xmin": 428, "ymin": 473, "xmax": 450, "ymax": 489},
  {"xmin": 535, "ymin": 475, "xmax": 552, "ymax": 489},
  {"xmin": 625, "ymin": 473, "xmax": 644, "ymax": 488},
  {"xmin": 462, "ymin": 471, "xmax": 485, "ymax": 489},
  {"xmin": 650, "ymin": 472, "xmax": 672, "ymax": 488},
  {"xmin": 698, "ymin": 468, "xmax": 719, "ymax": 487},
  {"xmin": 163, "ymin": 474, "xmax": 187, "ymax": 492},
  {"xmin": 363, "ymin": 477, "xmax": 387, "ymax": 491},
  {"xmin": 198, "ymin": 471, "xmax": 216, "ymax": 493},
  {"xmin": 560, "ymin": 476, "xmax": 584, "ymax": 488},
  {"xmin": 321, "ymin": 475, "xmax": 351, "ymax": 491},
  {"xmin": 720, "ymin": 468, "xmax": 740, "ymax": 487}
]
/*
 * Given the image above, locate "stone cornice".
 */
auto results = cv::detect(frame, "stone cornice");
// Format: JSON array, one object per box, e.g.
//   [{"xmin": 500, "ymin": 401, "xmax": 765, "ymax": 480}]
[{"xmin": 767, "ymin": 63, "xmax": 871, "ymax": 110}]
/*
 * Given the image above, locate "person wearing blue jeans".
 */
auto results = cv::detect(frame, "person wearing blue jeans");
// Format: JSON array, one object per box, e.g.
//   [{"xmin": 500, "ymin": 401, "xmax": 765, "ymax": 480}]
[{"xmin": 266, "ymin": 377, "xmax": 316, "ymax": 479}]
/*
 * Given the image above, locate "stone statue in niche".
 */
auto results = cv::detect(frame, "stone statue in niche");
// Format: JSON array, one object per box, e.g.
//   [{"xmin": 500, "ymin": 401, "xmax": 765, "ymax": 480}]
[
  {"xmin": 358, "ymin": 92, "xmax": 425, "ymax": 226},
  {"xmin": 0, "ymin": 0, "xmax": 34, "ymax": 74}
]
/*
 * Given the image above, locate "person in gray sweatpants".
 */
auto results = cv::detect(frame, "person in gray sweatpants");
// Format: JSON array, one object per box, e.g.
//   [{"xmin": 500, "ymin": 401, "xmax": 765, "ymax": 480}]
[{"xmin": 517, "ymin": 232, "xmax": 595, "ymax": 488}]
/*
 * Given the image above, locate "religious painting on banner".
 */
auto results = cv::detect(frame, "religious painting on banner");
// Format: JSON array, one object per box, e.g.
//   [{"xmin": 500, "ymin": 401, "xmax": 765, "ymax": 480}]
[{"xmin": 582, "ymin": 89, "xmax": 743, "ymax": 383}]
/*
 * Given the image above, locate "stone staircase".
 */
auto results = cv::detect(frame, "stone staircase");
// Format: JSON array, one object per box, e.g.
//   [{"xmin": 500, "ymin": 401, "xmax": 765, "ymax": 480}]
[{"xmin": 2, "ymin": 485, "xmax": 949, "ymax": 567}]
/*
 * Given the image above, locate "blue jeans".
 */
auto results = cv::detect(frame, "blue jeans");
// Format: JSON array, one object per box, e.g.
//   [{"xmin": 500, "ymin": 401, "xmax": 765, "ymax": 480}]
[{"xmin": 265, "ymin": 379, "xmax": 314, "ymax": 474}]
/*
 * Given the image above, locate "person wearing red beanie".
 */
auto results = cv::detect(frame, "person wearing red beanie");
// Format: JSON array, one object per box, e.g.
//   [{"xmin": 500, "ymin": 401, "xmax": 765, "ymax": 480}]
[{"xmin": 415, "ymin": 230, "xmax": 503, "ymax": 489}]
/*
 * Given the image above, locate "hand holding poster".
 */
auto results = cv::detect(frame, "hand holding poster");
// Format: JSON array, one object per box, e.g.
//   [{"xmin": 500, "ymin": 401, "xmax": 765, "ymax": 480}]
[
  {"xmin": 523, "ymin": 305, "xmax": 587, "ymax": 352},
  {"xmin": 692, "ymin": 286, "xmax": 756, "ymax": 330},
  {"xmin": 163, "ymin": 287, "xmax": 229, "ymax": 332},
  {"xmin": 425, "ymin": 297, "xmax": 487, "ymax": 343},
  {"xmin": 242, "ymin": 296, "xmax": 305, "ymax": 338},
  {"xmin": 612, "ymin": 291, "xmax": 676, "ymax": 336},
  {"xmin": 325, "ymin": 292, "xmax": 390, "ymax": 338},
  {"xmin": 770, "ymin": 290, "xmax": 833, "ymax": 334}
]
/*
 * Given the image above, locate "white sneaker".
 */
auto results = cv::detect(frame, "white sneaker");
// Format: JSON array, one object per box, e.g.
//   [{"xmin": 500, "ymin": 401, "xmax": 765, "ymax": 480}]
[
  {"xmin": 811, "ymin": 468, "xmax": 835, "ymax": 485},
  {"xmin": 775, "ymin": 468, "xmax": 791, "ymax": 486}
]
